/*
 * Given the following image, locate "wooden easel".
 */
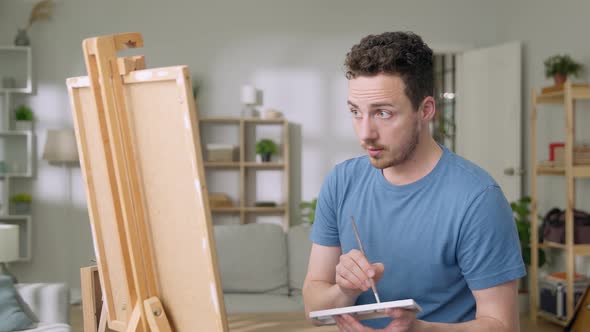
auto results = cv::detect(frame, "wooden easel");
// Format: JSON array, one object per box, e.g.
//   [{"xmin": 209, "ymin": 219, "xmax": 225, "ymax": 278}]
[{"xmin": 67, "ymin": 32, "xmax": 228, "ymax": 331}]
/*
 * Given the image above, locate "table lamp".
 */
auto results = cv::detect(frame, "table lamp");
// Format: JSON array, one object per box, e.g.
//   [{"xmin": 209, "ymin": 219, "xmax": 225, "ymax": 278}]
[
  {"xmin": 42, "ymin": 128, "xmax": 79, "ymax": 217},
  {"xmin": 0, "ymin": 223, "xmax": 19, "ymax": 283},
  {"xmin": 42, "ymin": 129, "xmax": 79, "ymax": 166},
  {"xmin": 42, "ymin": 129, "xmax": 80, "ymax": 288}
]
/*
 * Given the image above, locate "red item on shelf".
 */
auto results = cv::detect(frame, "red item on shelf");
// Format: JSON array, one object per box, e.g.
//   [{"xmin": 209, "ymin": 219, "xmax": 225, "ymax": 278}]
[
  {"xmin": 547, "ymin": 272, "xmax": 586, "ymax": 281},
  {"xmin": 549, "ymin": 142, "xmax": 565, "ymax": 161}
]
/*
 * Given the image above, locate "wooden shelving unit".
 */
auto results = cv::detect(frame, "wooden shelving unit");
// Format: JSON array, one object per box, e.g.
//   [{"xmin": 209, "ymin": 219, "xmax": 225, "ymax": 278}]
[
  {"xmin": 530, "ymin": 81, "xmax": 590, "ymax": 325},
  {"xmin": 199, "ymin": 116, "xmax": 290, "ymax": 231}
]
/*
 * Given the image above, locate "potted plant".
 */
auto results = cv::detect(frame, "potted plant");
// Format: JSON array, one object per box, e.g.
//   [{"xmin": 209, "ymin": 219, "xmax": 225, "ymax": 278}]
[
  {"xmin": 14, "ymin": 105, "xmax": 34, "ymax": 131},
  {"xmin": 11, "ymin": 193, "xmax": 32, "ymax": 214},
  {"xmin": 300, "ymin": 198, "xmax": 318, "ymax": 225},
  {"xmin": 544, "ymin": 54, "xmax": 583, "ymax": 86},
  {"xmin": 511, "ymin": 196, "xmax": 546, "ymax": 292},
  {"xmin": 255, "ymin": 139, "xmax": 278, "ymax": 162}
]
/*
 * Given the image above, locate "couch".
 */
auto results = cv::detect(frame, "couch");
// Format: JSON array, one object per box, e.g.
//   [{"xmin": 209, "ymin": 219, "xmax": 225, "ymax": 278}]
[
  {"xmin": 214, "ymin": 223, "xmax": 312, "ymax": 314},
  {"xmin": 15, "ymin": 283, "xmax": 70, "ymax": 332}
]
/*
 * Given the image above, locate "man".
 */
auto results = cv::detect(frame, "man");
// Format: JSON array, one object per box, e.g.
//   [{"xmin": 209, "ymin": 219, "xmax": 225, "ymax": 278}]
[{"xmin": 302, "ymin": 31, "xmax": 525, "ymax": 332}]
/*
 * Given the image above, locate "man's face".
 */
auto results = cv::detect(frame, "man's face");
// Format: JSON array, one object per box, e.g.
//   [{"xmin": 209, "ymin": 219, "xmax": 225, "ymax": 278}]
[{"xmin": 348, "ymin": 74, "xmax": 422, "ymax": 169}]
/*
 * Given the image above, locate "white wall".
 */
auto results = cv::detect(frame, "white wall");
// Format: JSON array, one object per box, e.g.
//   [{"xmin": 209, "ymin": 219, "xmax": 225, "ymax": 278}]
[{"xmin": 0, "ymin": 0, "xmax": 544, "ymax": 293}]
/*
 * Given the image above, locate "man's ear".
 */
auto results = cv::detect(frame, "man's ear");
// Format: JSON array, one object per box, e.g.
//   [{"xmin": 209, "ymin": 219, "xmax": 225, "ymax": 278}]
[{"xmin": 419, "ymin": 97, "xmax": 436, "ymax": 121}]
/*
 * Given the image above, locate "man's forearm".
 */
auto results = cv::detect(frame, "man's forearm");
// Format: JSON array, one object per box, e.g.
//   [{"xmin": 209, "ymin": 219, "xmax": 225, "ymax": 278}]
[
  {"xmin": 303, "ymin": 280, "xmax": 360, "ymax": 315},
  {"xmin": 416, "ymin": 316, "xmax": 517, "ymax": 332}
]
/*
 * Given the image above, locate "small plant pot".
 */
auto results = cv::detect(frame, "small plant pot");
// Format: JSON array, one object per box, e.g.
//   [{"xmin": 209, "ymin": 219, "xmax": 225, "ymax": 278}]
[
  {"xmin": 13, "ymin": 202, "xmax": 31, "ymax": 214},
  {"xmin": 553, "ymin": 73, "xmax": 566, "ymax": 86},
  {"xmin": 260, "ymin": 152, "xmax": 272, "ymax": 162},
  {"xmin": 15, "ymin": 121, "xmax": 32, "ymax": 131}
]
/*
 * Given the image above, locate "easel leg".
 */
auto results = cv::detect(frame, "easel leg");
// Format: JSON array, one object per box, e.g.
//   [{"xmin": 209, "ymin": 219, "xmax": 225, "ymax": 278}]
[
  {"xmin": 98, "ymin": 305, "xmax": 108, "ymax": 332},
  {"xmin": 124, "ymin": 304, "xmax": 142, "ymax": 332},
  {"xmin": 144, "ymin": 297, "xmax": 173, "ymax": 332},
  {"xmin": 572, "ymin": 293, "xmax": 590, "ymax": 331},
  {"xmin": 82, "ymin": 266, "xmax": 107, "ymax": 332}
]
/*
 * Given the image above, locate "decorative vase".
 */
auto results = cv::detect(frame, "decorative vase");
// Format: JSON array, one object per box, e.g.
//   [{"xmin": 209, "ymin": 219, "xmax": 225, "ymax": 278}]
[
  {"xmin": 15, "ymin": 121, "xmax": 32, "ymax": 131},
  {"xmin": 553, "ymin": 73, "xmax": 566, "ymax": 86},
  {"xmin": 14, "ymin": 29, "xmax": 30, "ymax": 46}
]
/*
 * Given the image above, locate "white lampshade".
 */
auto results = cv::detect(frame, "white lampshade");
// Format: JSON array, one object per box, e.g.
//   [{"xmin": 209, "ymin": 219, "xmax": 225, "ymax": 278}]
[
  {"xmin": 42, "ymin": 129, "xmax": 79, "ymax": 164},
  {"xmin": 240, "ymin": 85, "xmax": 257, "ymax": 105},
  {"xmin": 0, "ymin": 224, "xmax": 19, "ymax": 263}
]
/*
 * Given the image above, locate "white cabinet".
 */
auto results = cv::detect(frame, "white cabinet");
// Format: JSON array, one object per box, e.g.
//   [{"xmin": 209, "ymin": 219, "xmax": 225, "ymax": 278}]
[{"xmin": 0, "ymin": 46, "xmax": 35, "ymax": 261}]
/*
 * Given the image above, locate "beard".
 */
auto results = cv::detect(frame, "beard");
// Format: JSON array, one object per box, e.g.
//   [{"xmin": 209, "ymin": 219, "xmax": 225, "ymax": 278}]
[{"xmin": 363, "ymin": 118, "xmax": 421, "ymax": 169}]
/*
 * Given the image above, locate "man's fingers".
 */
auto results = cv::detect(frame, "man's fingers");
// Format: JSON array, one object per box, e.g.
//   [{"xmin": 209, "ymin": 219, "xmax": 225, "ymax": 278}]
[
  {"xmin": 372, "ymin": 262, "xmax": 384, "ymax": 274},
  {"xmin": 339, "ymin": 256, "xmax": 370, "ymax": 290},
  {"xmin": 335, "ymin": 273, "xmax": 360, "ymax": 290},
  {"xmin": 336, "ymin": 261, "xmax": 367, "ymax": 290},
  {"xmin": 334, "ymin": 316, "xmax": 347, "ymax": 332},
  {"xmin": 372, "ymin": 262, "xmax": 385, "ymax": 282},
  {"xmin": 336, "ymin": 250, "xmax": 386, "ymax": 294},
  {"xmin": 336, "ymin": 314, "xmax": 381, "ymax": 332},
  {"xmin": 385, "ymin": 308, "xmax": 415, "ymax": 320},
  {"xmin": 348, "ymin": 249, "xmax": 375, "ymax": 277},
  {"xmin": 341, "ymin": 314, "xmax": 373, "ymax": 331}
]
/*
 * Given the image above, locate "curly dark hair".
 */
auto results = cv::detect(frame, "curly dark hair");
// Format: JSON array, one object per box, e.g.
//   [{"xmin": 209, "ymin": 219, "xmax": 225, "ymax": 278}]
[{"xmin": 344, "ymin": 31, "xmax": 434, "ymax": 111}]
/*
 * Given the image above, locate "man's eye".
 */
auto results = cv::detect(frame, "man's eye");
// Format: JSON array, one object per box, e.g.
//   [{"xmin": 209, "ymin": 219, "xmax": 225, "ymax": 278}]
[
  {"xmin": 377, "ymin": 111, "xmax": 392, "ymax": 119},
  {"xmin": 350, "ymin": 109, "xmax": 362, "ymax": 118}
]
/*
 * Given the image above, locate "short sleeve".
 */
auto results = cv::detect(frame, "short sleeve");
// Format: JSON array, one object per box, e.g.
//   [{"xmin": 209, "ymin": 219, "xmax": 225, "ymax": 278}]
[
  {"xmin": 310, "ymin": 169, "xmax": 340, "ymax": 246},
  {"xmin": 457, "ymin": 185, "xmax": 526, "ymax": 290}
]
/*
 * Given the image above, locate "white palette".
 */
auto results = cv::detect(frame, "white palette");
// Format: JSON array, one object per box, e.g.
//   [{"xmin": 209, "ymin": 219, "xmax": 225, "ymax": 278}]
[{"xmin": 309, "ymin": 299, "xmax": 422, "ymax": 325}]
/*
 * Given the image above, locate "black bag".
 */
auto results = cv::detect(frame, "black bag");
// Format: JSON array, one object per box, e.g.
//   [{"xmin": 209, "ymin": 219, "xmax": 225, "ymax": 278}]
[{"xmin": 542, "ymin": 208, "xmax": 590, "ymax": 244}]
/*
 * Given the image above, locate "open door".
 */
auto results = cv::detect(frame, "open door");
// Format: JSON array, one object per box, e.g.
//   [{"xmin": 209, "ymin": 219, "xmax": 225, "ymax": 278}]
[{"xmin": 455, "ymin": 42, "xmax": 522, "ymax": 202}]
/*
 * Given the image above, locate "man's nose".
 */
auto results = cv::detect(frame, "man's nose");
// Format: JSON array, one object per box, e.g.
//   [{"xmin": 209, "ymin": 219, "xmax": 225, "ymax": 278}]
[{"xmin": 358, "ymin": 117, "xmax": 378, "ymax": 142}]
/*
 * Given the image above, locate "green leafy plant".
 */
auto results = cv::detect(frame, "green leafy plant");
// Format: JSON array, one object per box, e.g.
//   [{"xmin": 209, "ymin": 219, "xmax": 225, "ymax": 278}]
[
  {"xmin": 300, "ymin": 198, "xmax": 318, "ymax": 225},
  {"xmin": 544, "ymin": 54, "xmax": 583, "ymax": 79},
  {"xmin": 511, "ymin": 196, "xmax": 546, "ymax": 267},
  {"xmin": 14, "ymin": 105, "xmax": 33, "ymax": 121},
  {"xmin": 255, "ymin": 139, "xmax": 278, "ymax": 155},
  {"xmin": 11, "ymin": 193, "xmax": 32, "ymax": 203}
]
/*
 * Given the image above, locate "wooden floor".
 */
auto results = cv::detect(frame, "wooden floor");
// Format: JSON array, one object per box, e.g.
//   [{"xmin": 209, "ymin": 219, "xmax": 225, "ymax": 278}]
[
  {"xmin": 69, "ymin": 305, "xmax": 563, "ymax": 332},
  {"xmin": 520, "ymin": 315, "xmax": 567, "ymax": 332}
]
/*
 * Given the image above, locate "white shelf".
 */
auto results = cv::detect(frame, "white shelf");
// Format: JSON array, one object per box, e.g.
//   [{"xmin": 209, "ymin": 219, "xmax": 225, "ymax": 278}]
[
  {"xmin": 0, "ymin": 46, "xmax": 32, "ymax": 94},
  {"xmin": 0, "ymin": 215, "xmax": 32, "ymax": 261},
  {"xmin": 0, "ymin": 46, "xmax": 34, "ymax": 262},
  {"xmin": 0, "ymin": 173, "xmax": 33, "ymax": 178},
  {"xmin": 0, "ymin": 130, "xmax": 33, "ymax": 136},
  {"xmin": 0, "ymin": 46, "xmax": 31, "ymax": 51},
  {"xmin": 0, "ymin": 88, "xmax": 32, "ymax": 94}
]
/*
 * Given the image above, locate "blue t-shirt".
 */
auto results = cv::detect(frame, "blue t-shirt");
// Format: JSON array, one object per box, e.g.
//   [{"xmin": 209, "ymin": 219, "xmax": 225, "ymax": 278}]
[{"xmin": 310, "ymin": 146, "xmax": 526, "ymax": 328}]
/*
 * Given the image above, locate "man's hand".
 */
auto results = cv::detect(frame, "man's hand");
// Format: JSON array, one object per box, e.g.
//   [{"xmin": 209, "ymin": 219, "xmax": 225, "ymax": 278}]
[
  {"xmin": 335, "ymin": 249, "xmax": 385, "ymax": 297},
  {"xmin": 334, "ymin": 308, "xmax": 419, "ymax": 332}
]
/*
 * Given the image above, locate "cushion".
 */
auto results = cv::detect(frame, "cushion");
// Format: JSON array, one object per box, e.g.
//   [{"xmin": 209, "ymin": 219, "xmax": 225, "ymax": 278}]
[
  {"xmin": 21, "ymin": 322, "xmax": 70, "ymax": 332},
  {"xmin": 214, "ymin": 223, "xmax": 288, "ymax": 295},
  {"xmin": 16, "ymin": 283, "xmax": 69, "ymax": 324},
  {"xmin": 223, "ymin": 294, "xmax": 304, "ymax": 314},
  {"xmin": 287, "ymin": 224, "xmax": 312, "ymax": 295},
  {"xmin": 0, "ymin": 275, "xmax": 37, "ymax": 332}
]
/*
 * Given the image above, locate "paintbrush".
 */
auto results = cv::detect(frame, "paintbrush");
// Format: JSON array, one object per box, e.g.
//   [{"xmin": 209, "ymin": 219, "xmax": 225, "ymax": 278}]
[{"xmin": 350, "ymin": 216, "xmax": 381, "ymax": 303}]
